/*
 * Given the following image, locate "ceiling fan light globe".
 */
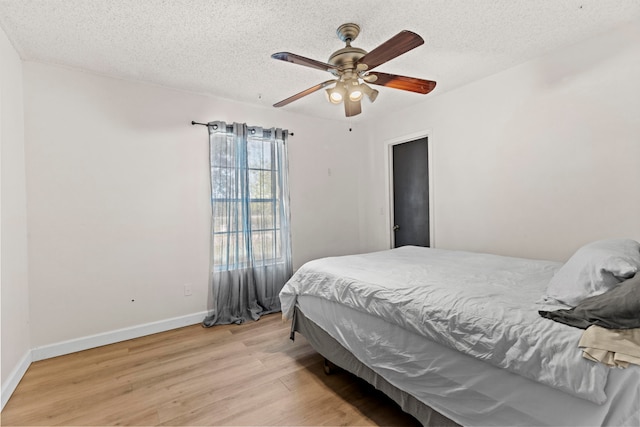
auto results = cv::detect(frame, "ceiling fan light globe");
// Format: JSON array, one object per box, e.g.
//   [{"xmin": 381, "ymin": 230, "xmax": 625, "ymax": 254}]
[
  {"xmin": 347, "ymin": 80, "xmax": 363, "ymax": 101},
  {"xmin": 326, "ymin": 85, "xmax": 345, "ymax": 104},
  {"xmin": 349, "ymin": 90, "xmax": 363, "ymax": 102},
  {"xmin": 327, "ymin": 82, "xmax": 347, "ymax": 104}
]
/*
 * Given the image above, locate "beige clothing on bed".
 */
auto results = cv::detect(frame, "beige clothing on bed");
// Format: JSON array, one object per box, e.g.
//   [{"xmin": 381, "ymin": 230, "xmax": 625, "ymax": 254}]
[{"xmin": 578, "ymin": 325, "xmax": 640, "ymax": 368}]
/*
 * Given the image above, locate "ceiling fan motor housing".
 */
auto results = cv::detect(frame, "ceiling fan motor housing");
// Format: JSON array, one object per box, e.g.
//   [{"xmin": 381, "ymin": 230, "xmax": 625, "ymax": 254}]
[{"xmin": 328, "ymin": 46, "xmax": 367, "ymax": 77}]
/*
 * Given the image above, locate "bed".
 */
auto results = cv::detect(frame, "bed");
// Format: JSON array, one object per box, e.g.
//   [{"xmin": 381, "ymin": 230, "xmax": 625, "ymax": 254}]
[{"xmin": 279, "ymin": 241, "xmax": 640, "ymax": 426}]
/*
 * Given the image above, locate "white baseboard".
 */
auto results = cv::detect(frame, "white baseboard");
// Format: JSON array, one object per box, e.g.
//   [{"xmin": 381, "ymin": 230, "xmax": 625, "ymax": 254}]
[
  {"xmin": 1, "ymin": 311, "xmax": 208, "ymax": 411},
  {"xmin": 1, "ymin": 350, "xmax": 32, "ymax": 411},
  {"xmin": 32, "ymin": 310, "xmax": 209, "ymax": 361}
]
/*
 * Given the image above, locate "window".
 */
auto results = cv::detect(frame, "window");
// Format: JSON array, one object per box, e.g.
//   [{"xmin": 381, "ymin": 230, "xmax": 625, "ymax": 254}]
[{"xmin": 210, "ymin": 127, "xmax": 287, "ymax": 271}]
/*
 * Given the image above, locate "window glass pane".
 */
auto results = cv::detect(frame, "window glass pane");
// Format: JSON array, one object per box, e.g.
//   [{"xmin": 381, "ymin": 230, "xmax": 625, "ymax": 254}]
[
  {"xmin": 210, "ymin": 166, "xmax": 224, "ymax": 199},
  {"xmin": 252, "ymin": 230, "xmax": 276, "ymax": 262},
  {"xmin": 214, "ymin": 232, "xmax": 251, "ymax": 268},
  {"xmin": 262, "ymin": 142, "xmax": 272, "ymax": 169},
  {"xmin": 248, "ymin": 169, "xmax": 261, "ymax": 199},
  {"xmin": 247, "ymin": 139, "xmax": 263, "ymax": 169},
  {"xmin": 234, "ymin": 234, "xmax": 247, "ymax": 266},
  {"xmin": 213, "ymin": 201, "xmax": 245, "ymax": 233},
  {"xmin": 212, "ymin": 201, "xmax": 228, "ymax": 232},
  {"xmin": 250, "ymin": 201, "xmax": 274, "ymax": 231},
  {"xmin": 263, "ymin": 170, "xmax": 274, "ymax": 199},
  {"xmin": 235, "ymin": 202, "xmax": 245, "ymax": 233},
  {"xmin": 211, "ymin": 138, "xmax": 233, "ymax": 167},
  {"xmin": 261, "ymin": 171, "xmax": 273, "ymax": 199},
  {"xmin": 248, "ymin": 170, "xmax": 273, "ymax": 199},
  {"xmin": 211, "ymin": 166, "xmax": 239, "ymax": 199},
  {"xmin": 247, "ymin": 139, "xmax": 272, "ymax": 170},
  {"xmin": 251, "ymin": 231, "xmax": 264, "ymax": 262}
]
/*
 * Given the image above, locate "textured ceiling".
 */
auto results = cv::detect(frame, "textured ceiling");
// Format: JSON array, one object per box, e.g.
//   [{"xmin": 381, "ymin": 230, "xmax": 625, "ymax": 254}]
[{"xmin": 1, "ymin": 0, "xmax": 640, "ymax": 122}]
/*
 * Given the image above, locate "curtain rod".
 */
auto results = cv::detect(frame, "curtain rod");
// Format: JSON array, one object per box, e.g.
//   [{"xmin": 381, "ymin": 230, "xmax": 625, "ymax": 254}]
[{"xmin": 191, "ymin": 121, "xmax": 293, "ymax": 136}]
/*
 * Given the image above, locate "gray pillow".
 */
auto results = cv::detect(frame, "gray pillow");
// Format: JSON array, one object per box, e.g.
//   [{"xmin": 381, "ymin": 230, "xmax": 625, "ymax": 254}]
[
  {"xmin": 543, "ymin": 238, "xmax": 640, "ymax": 306},
  {"xmin": 539, "ymin": 273, "xmax": 640, "ymax": 329}
]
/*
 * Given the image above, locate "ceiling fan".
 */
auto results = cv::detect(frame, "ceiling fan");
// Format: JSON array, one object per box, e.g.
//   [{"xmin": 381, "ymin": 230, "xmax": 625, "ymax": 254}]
[{"xmin": 271, "ymin": 23, "xmax": 436, "ymax": 117}]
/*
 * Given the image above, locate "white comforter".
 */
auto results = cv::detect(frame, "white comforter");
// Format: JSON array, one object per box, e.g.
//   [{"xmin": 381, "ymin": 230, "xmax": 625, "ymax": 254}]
[{"xmin": 280, "ymin": 246, "xmax": 610, "ymax": 404}]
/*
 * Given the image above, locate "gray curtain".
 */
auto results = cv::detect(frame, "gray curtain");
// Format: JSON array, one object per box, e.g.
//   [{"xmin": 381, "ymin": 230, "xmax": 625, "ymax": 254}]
[{"xmin": 203, "ymin": 121, "xmax": 292, "ymax": 326}]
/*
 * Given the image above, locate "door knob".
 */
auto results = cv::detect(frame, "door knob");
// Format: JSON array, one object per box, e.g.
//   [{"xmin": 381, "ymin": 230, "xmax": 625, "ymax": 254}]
[{"xmin": 393, "ymin": 225, "xmax": 400, "ymax": 231}]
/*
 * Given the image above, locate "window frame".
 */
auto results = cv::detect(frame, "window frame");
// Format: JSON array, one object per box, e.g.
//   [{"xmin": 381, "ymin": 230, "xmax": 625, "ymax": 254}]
[{"xmin": 211, "ymin": 134, "xmax": 284, "ymax": 271}]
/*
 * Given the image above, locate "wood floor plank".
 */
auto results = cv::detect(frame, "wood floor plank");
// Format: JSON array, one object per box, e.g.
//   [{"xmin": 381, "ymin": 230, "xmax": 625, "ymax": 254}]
[
  {"xmin": 158, "ymin": 375, "xmax": 294, "ymax": 425},
  {"xmin": 1, "ymin": 313, "xmax": 420, "ymax": 426}
]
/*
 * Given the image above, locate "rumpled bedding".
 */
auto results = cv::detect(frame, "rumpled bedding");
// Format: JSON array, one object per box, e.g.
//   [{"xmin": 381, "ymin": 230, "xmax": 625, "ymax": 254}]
[
  {"xmin": 539, "ymin": 273, "xmax": 640, "ymax": 329},
  {"xmin": 280, "ymin": 246, "xmax": 610, "ymax": 404}
]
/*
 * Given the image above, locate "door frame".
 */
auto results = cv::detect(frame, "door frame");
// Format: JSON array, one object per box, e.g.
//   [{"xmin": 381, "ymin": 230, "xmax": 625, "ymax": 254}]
[{"xmin": 384, "ymin": 130, "xmax": 435, "ymax": 249}]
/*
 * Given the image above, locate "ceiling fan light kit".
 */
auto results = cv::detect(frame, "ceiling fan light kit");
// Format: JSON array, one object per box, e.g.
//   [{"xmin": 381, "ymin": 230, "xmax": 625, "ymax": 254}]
[{"xmin": 271, "ymin": 23, "xmax": 436, "ymax": 117}]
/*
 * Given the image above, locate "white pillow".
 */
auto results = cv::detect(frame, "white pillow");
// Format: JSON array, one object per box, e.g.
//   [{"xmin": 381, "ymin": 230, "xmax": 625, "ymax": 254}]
[{"xmin": 544, "ymin": 238, "xmax": 640, "ymax": 306}]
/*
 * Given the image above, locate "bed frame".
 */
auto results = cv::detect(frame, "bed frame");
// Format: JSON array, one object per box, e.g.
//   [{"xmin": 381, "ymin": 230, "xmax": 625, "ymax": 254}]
[{"xmin": 291, "ymin": 306, "xmax": 460, "ymax": 426}]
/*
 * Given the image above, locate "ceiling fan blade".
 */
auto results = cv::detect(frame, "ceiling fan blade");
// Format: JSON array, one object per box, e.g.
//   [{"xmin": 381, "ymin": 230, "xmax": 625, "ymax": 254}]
[
  {"xmin": 344, "ymin": 97, "xmax": 362, "ymax": 117},
  {"xmin": 273, "ymin": 80, "xmax": 336, "ymax": 107},
  {"xmin": 366, "ymin": 72, "xmax": 436, "ymax": 94},
  {"xmin": 271, "ymin": 52, "xmax": 338, "ymax": 72},
  {"xmin": 355, "ymin": 30, "xmax": 424, "ymax": 72}
]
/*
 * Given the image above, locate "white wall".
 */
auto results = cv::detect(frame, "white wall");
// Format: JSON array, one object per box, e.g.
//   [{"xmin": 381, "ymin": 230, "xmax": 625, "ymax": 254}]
[
  {"xmin": 22, "ymin": 62, "xmax": 364, "ymax": 348},
  {"xmin": 360, "ymin": 22, "xmax": 640, "ymax": 261},
  {"xmin": 0, "ymin": 26, "xmax": 31, "ymax": 405}
]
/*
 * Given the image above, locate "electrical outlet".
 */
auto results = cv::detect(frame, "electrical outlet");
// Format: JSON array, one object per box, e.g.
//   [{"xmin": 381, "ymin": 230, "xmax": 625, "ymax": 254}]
[{"xmin": 183, "ymin": 284, "xmax": 192, "ymax": 296}]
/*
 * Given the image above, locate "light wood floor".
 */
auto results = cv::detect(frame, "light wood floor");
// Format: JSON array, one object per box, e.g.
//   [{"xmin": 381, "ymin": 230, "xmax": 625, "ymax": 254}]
[{"xmin": 1, "ymin": 313, "xmax": 420, "ymax": 426}]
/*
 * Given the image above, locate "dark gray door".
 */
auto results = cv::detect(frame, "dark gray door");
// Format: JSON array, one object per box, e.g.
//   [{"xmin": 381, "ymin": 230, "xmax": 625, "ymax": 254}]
[{"xmin": 392, "ymin": 137, "xmax": 429, "ymax": 247}]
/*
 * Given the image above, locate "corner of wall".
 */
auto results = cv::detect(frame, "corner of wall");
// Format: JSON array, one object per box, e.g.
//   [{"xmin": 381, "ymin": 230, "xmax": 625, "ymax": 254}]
[
  {"xmin": 0, "ymin": 23, "xmax": 32, "ymax": 412},
  {"xmin": 0, "ymin": 350, "xmax": 32, "ymax": 411}
]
